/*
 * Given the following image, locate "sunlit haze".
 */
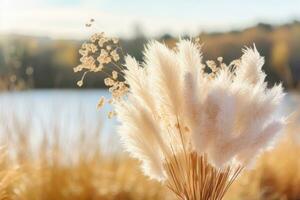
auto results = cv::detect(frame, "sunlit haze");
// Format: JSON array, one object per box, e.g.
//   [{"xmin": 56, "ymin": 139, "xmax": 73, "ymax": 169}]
[{"xmin": 1, "ymin": 0, "xmax": 300, "ymax": 39}]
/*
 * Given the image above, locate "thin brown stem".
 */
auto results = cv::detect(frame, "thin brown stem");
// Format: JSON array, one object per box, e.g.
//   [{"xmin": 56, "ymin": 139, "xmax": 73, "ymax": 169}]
[{"xmin": 165, "ymin": 152, "xmax": 242, "ymax": 200}]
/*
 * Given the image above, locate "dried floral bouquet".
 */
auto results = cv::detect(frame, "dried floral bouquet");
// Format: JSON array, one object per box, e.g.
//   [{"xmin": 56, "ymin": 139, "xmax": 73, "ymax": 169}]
[{"xmin": 74, "ymin": 32, "xmax": 285, "ymax": 200}]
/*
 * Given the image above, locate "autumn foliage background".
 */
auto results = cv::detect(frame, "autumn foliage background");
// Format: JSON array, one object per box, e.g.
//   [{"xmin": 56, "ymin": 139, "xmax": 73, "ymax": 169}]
[{"xmin": 1, "ymin": 22, "xmax": 300, "ymax": 90}]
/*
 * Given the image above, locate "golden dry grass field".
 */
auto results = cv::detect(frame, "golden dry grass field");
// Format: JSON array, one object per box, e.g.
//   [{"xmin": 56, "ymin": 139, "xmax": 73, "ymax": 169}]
[{"xmin": 0, "ymin": 107, "xmax": 299, "ymax": 200}]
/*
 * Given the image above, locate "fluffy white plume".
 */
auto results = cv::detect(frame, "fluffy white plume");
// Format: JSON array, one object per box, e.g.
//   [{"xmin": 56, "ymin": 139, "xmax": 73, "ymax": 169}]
[
  {"xmin": 235, "ymin": 45, "xmax": 266, "ymax": 84},
  {"xmin": 115, "ymin": 99, "xmax": 167, "ymax": 181},
  {"xmin": 123, "ymin": 55, "xmax": 156, "ymax": 113},
  {"xmin": 115, "ymin": 40, "xmax": 286, "ymax": 180},
  {"xmin": 144, "ymin": 41, "xmax": 183, "ymax": 117}
]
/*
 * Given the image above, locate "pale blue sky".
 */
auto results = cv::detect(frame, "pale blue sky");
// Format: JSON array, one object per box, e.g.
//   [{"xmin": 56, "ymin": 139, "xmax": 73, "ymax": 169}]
[{"xmin": 1, "ymin": 0, "xmax": 300, "ymax": 39}]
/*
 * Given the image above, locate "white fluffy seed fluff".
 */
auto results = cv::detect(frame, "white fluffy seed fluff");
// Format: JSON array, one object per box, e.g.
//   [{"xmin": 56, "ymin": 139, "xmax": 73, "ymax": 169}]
[{"xmin": 115, "ymin": 40, "xmax": 285, "ymax": 181}]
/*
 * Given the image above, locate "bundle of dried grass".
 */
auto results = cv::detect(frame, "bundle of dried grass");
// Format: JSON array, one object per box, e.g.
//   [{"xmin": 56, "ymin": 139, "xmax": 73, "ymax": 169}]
[{"xmin": 75, "ymin": 34, "xmax": 285, "ymax": 200}]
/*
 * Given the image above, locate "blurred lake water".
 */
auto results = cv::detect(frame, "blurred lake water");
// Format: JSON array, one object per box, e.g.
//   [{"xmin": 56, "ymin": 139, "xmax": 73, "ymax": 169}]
[
  {"xmin": 0, "ymin": 90, "xmax": 299, "ymax": 144},
  {"xmin": 0, "ymin": 90, "xmax": 117, "ymax": 152}
]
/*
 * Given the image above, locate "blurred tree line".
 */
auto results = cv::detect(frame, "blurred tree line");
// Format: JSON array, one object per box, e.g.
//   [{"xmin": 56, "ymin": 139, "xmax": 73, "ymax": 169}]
[{"xmin": 0, "ymin": 21, "xmax": 300, "ymax": 90}]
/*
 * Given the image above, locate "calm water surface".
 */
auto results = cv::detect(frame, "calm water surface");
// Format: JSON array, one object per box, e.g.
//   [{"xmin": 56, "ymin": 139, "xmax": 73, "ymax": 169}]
[{"xmin": 0, "ymin": 89, "xmax": 299, "ymax": 146}]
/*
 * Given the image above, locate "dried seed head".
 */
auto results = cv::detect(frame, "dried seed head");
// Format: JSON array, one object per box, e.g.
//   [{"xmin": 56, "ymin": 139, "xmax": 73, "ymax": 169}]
[
  {"xmin": 77, "ymin": 80, "xmax": 83, "ymax": 87},
  {"xmin": 217, "ymin": 57, "xmax": 223, "ymax": 63},
  {"xmin": 111, "ymin": 50, "xmax": 120, "ymax": 61},
  {"xmin": 104, "ymin": 78, "xmax": 115, "ymax": 86},
  {"xmin": 97, "ymin": 96, "xmax": 105, "ymax": 109},
  {"xmin": 73, "ymin": 65, "xmax": 83, "ymax": 72},
  {"xmin": 112, "ymin": 71, "xmax": 118, "ymax": 80},
  {"xmin": 74, "ymin": 31, "xmax": 125, "ymax": 95},
  {"xmin": 108, "ymin": 111, "xmax": 116, "ymax": 119}
]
